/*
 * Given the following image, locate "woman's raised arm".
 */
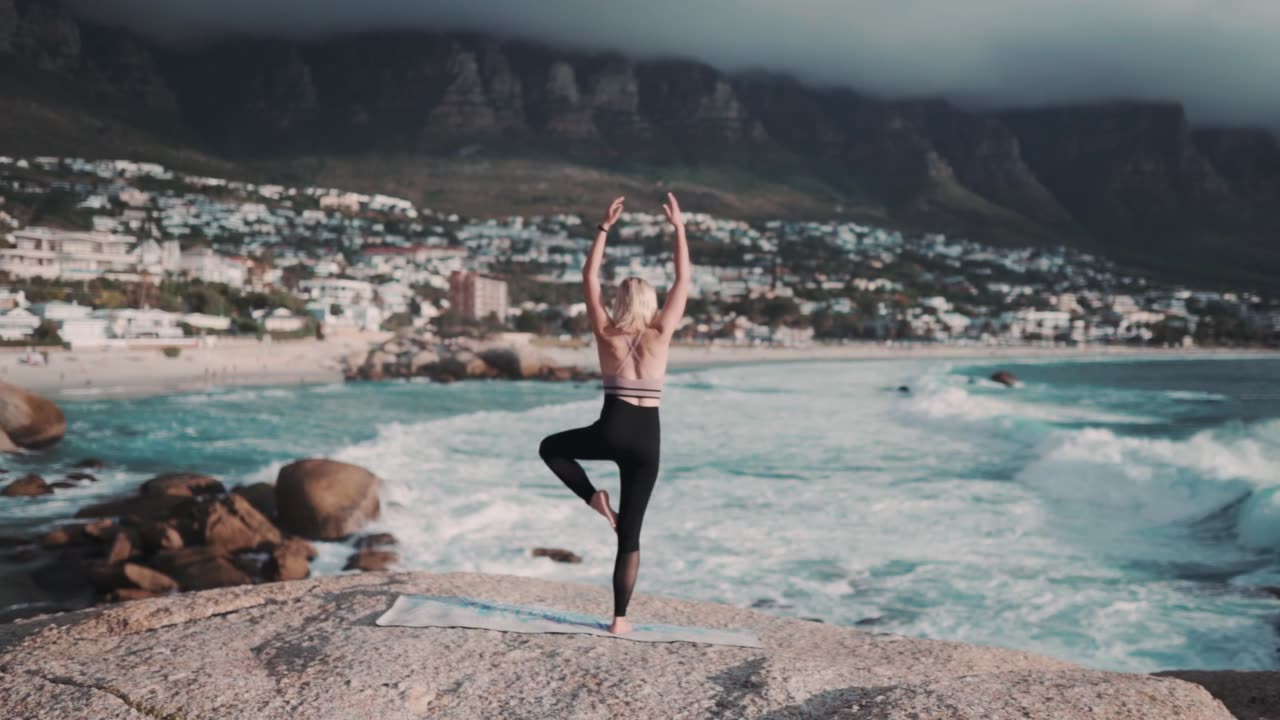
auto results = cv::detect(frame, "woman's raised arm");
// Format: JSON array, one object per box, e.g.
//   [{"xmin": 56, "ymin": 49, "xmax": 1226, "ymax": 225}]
[
  {"xmin": 583, "ymin": 196, "xmax": 624, "ymax": 336},
  {"xmin": 656, "ymin": 192, "xmax": 691, "ymax": 337}
]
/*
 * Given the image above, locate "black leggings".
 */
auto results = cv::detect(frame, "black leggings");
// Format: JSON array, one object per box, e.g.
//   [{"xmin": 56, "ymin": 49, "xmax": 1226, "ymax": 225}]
[{"xmin": 539, "ymin": 395, "xmax": 660, "ymax": 617}]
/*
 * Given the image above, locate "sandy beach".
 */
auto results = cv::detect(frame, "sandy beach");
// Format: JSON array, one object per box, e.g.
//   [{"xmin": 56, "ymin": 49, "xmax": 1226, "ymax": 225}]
[
  {"xmin": 0, "ymin": 337, "xmax": 1274, "ymax": 400},
  {"xmin": 0, "ymin": 334, "xmax": 384, "ymax": 400}
]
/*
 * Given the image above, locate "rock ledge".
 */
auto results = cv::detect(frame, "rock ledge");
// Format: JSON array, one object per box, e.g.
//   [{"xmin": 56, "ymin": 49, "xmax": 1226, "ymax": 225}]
[{"xmin": 0, "ymin": 571, "xmax": 1236, "ymax": 719}]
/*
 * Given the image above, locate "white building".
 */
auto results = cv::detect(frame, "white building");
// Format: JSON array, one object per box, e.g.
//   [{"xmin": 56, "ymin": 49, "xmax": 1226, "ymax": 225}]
[
  {"xmin": 180, "ymin": 247, "xmax": 247, "ymax": 288},
  {"xmin": 261, "ymin": 308, "xmax": 307, "ymax": 333},
  {"xmin": 95, "ymin": 309, "xmax": 184, "ymax": 339},
  {"xmin": 0, "ymin": 228, "xmax": 139, "ymax": 280},
  {"xmin": 300, "ymin": 278, "xmax": 375, "ymax": 307},
  {"xmin": 0, "ymin": 307, "xmax": 40, "ymax": 341},
  {"xmin": 183, "ymin": 313, "xmax": 233, "ymax": 332}
]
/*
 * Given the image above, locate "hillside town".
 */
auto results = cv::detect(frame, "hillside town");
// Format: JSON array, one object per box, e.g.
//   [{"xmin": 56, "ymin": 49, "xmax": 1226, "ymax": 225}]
[{"xmin": 0, "ymin": 154, "xmax": 1276, "ymax": 351}]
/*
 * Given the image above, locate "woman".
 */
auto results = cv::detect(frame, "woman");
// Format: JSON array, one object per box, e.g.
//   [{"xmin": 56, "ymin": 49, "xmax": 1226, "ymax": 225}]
[{"xmin": 538, "ymin": 192, "xmax": 690, "ymax": 635}]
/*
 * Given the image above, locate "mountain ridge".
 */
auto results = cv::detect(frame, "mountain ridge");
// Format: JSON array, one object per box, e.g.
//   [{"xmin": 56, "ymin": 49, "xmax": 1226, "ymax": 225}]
[{"xmin": 2, "ymin": 0, "xmax": 1279, "ymax": 290}]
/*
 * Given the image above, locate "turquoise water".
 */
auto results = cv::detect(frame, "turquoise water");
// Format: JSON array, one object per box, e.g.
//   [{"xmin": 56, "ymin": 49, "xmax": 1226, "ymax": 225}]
[{"xmin": 3, "ymin": 356, "xmax": 1279, "ymax": 672}]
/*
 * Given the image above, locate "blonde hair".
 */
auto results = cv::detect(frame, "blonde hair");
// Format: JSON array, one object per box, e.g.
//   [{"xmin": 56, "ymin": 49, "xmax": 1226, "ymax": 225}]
[{"xmin": 609, "ymin": 277, "xmax": 658, "ymax": 334}]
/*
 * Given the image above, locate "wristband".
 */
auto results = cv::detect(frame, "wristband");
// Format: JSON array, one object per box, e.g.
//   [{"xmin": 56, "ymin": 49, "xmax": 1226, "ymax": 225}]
[{"xmin": 597, "ymin": 223, "xmax": 610, "ymax": 234}]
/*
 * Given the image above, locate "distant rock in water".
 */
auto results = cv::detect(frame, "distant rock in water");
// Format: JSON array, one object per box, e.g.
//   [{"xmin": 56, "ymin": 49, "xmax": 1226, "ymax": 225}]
[
  {"xmin": 531, "ymin": 547, "xmax": 582, "ymax": 563},
  {"xmin": 0, "ymin": 382, "xmax": 66, "ymax": 451},
  {"xmin": 344, "ymin": 548, "xmax": 398, "ymax": 572},
  {"xmin": 1, "ymin": 473, "xmax": 51, "ymax": 496},
  {"xmin": 990, "ymin": 370, "xmax": 1020, "ymax": 387}
]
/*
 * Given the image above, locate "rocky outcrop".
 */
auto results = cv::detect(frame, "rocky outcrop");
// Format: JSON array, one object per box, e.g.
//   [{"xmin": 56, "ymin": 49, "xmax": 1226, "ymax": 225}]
[
  {"xmin": 20, "ymin": 461, "xmax": 376, "ymax": 608},
  {"xmin": 10, "ymin": 0, "xmax": 80, "ymax": 72},
  {"xmin": 345, "ymin": 332, "xmax": 597, "ymax": 383},
  {"xmin": 0, "ymin": 572, "xmax": 1236, "ymax": 719},
  {"xmin": 275, "ymin": 459, "xmax": 380, "ymax": 540},
  {"xmin": 1, "ymin": 473, "xmax": 50, "ymax": 496},
  {"xmin": 0, "ymin": 381, "xmax": 66, "ymax": 451}
]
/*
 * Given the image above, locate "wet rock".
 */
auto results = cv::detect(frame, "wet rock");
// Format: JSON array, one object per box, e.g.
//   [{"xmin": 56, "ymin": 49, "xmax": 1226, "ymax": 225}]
[
  {"xmin": 172, "ymin": 556, "xmax": 253, "ymax": 591},
  {"xmin": 64, "ymin": 472, "xmax": 97, "ymax": 482},
  {"xmin": 88, "ymin": 560, "xmax": 179, "ymax": 594},
  {"xmin": 105, "ymin": 529, "xmax": 140, "ymax": 564},
  {"xmin": 177, "ymin": 494, "xmax": 282, "ymax": 552},
  {"xmin": 354, "ymin": 532, "xmax": 398, "ymax": 550},
  {"xmin": 265, "ymin": 537, "xmax": 314, "ymax": 581},
  {"xmin": 231, "ymin": 482, "xmax": 277, "ymax": 520},
  {"xmin": 30, "ymin": 549, "xmax": 91, "ymax": 593},
  {"xmin": 0, "ymin": 381, "xmax": 66, "ymax": 450},
  {"xmin": 276, "ymin": 459, "xmax": 380, "ymax": 540},
  {"xmin": 1157, "ymin": 670, "xmax": 1280, "ymax": 720},
  {"xmin": 81, "ymin": 518, "xmax": 116, "ymax": 540},
  {"xmin": 75, "ymin": 493, "xmax": 188, "ymax": 524},
  {"xmin": 344, "ymin": 548, "xmax": 398, "ymax": 572},
  {"xmin": 2, "ymin": 473, "xmax": 51, "ymax": 496},
  {"xmin": 530, "ymin": 547, "xmax": 581, "ymax": 563},
  {"xmin": 49, "ymin": 481, "xmax": 78, "ymax": 490},
  {"xmin": 0, "ymin": 535, "xmax": 30, "ymax": 547},
  {"xmin": 141, "ymin": 472, "xmax": 225, "ymax": 497},
  {"xmin": 38, "ymin": 523, "xmax": 91, "ymax": 548},
  {"xmin": 73, "ymin": 458, "xmax": 105, "ymax": 469},
  {"xmin": 110, "ymin": 587, "xmax": 165, "ymax": 602},
  {"xmin": 990, "ymin": 370, "xmax": 1020, "ymax": 387},
  {"xmin": 137, "ymin": 521, "xmax": 184, "ymax": 553},
  {"xmin": 149, "ymin": 546, "xmax": 229, "ymax": 576}
]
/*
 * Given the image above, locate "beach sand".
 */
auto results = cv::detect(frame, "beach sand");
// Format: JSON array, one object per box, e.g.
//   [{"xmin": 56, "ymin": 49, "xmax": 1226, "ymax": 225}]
[
  {"xmin": 0, "ymin": 336, "xmax": 1274, "ymax": 400},
  {"xmin": 0, "ymin": 334, "xmax": 384, "ymax": 400}
]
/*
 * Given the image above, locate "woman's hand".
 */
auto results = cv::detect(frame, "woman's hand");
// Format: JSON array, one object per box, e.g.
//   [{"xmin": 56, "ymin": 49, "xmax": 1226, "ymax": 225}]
[
  {"xmin": 662, "ymin": 192, "xmax": 684, "ymax": 228},
  {"xmin": 600, "ymin": 196, "xmax": 625, "ymax": 231}
]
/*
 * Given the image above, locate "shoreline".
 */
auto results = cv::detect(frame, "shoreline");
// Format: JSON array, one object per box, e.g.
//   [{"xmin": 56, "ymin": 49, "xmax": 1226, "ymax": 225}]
[{"xmin": 0, "ymin": 339, "xmax": 1275, "ymax": 400}]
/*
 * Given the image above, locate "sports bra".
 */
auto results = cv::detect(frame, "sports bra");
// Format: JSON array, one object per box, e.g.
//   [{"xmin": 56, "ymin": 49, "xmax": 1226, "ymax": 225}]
[{"xmin": 602, "ymin": 332, "xmax": 665, "ymax": 402}]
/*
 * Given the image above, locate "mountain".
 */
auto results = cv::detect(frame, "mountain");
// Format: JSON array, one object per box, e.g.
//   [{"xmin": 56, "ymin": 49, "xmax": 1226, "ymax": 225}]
[{"xmin": 1, "ymin": 0, "xmax": 1279, "ymax": 291}]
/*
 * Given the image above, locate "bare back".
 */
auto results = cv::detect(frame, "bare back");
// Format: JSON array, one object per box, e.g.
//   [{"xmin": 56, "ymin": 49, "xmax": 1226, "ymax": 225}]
[{"xmin": 597, "ymin": 327, "xmax": 669, "ymax": 407}]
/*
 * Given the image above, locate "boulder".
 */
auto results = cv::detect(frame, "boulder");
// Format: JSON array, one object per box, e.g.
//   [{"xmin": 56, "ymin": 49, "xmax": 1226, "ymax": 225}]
[
  {"xmin": 73, "ymin": 458, "xmax": 105, "ymax": 469},
  {"xmin": 30, "ymin": 549, "xmax": 91, "ymax": 593},
  {"xmin": 81, "ymin": 518, "xmax": 116, "ymax": 540},
  {"xmin": 479, "ymin": 345, "xmax": 554, "ymax": 379},
  {"xmin": 38, "ymin": 524, "xmax": 90, "ymax": 548},
  {"xmin": 110, "ymin": 587, "xmax": 164, "ymax": 602},
  {"xmin": 137, "ymin": 521, "xmax": 184, "ymax": 553},
  {"xmin": 105, "ymin": 530, "xmax": 140, "ymax": 564},
  {"xmin": 231, "ymin": 482, "xmax": 277, "ymax": 519},
  {"xmin": 149, "ymin": 546, "xmax": 229, "ymax": 576},
  {"xmin": 409, "ymin": 349, "xmax": 440, "ymax": 374},
  {"xmin": 276, "ymin": 459, "xmax": 380, "ymax": 540},
  {"xmin": 172, "ymin": 556, "xmax": 253, "ymax": 591},
  {"xmin": 75, "ymin": 493, "xmax": 188, "ymax": 524},
  {"xmin": 343, "ymin": 548, "xmax": 397, "ymax": 572},
  {"xmin": 140, "ymin": 472, "xmax": 225, "ymax": 497},
  {"xmin": 991, "ymin": 370, "xmax": 1020, "ymax": 387},
  {"xmin": 177, "ymin": 494, "xmax": 282, "ymax": 552},
  {"xmin": 2, "ymin": 473, "xmax": 51, "ymax": 496},
  {"xmin": 530, "ymin": 547, "xmax": 582, "ymax": 563},
  {"xmin": 354, "ymin": 532, "xmax": 398, "ymax": 550},
  {"xmin": 0, "ymin": 381, "xmax": 66, "ymax": 450},
  {"xmin": 436, "ymin": 349, "xmax": 492, "ymax": 379},
  {"xmin": 265, "ymin": 537, "xmax": 314, "ymax": 581},
  {"xmin": 64, "ymin": 472, "xmax": 97, "ymax": 482}
]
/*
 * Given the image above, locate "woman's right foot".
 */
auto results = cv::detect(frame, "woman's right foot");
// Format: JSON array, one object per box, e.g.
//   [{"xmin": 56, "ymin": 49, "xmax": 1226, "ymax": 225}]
[
  {"xmin": 589, "ymin": 490, "xmax": 618, "ymax": 532},
  {"xmin": 609, "ymin": 616, "xmax": 634, "ymax": 634}
]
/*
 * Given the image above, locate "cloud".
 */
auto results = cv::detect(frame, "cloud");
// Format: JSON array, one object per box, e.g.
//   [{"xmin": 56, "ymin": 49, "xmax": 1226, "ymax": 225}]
[{"xmin": 66, "ymin": 0, "xmax": 1280, "ymax": 127}]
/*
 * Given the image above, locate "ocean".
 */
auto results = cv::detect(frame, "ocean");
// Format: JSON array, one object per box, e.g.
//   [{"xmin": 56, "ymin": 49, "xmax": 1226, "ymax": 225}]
[{"xmin": 3, "ymin": 355, "xmax": 1278, "ymax": 673}]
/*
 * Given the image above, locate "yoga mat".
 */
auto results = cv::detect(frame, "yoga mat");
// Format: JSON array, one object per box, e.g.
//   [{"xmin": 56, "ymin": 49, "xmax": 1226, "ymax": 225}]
[{"xmin": 375, "ymin": 594, "xmax": 764, "ymax": 648}]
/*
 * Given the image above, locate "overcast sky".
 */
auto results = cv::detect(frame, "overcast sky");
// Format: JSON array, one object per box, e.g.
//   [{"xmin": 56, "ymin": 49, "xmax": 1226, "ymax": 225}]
[{"xmin": 67, "ymin": 0, "xmax": 1280, "ymax": 127}]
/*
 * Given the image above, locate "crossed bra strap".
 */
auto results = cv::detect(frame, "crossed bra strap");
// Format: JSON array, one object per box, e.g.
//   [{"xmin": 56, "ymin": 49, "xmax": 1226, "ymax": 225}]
[{"xmin": 604, "ymin": 332, "xmax": 665, "ymax": 399}]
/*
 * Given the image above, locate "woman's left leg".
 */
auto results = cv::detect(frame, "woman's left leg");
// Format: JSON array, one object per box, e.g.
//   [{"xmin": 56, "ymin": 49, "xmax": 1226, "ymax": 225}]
[{"xmin": 612, "ymin": 455, "xmax": 659, "ymax": 619}]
